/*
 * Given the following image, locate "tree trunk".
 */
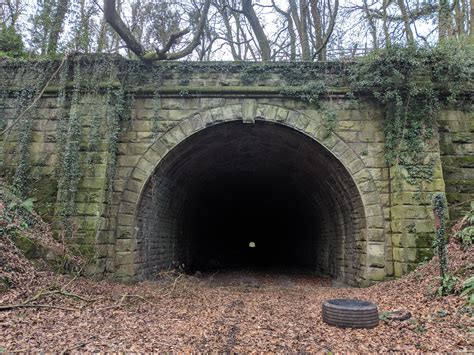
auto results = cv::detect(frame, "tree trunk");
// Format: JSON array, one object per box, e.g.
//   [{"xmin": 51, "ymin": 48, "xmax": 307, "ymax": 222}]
[
  {"xmin": 362, "ymin": 0, "xmax": 378, "ymax": 49},
  {"xmin": 47, "ymin": 0, "xmax": 69, "ymax": 55},
  {"xmin": 299, "ymin": 0, "xmax": 311, "ymax": 60},
  {"xmin": 289, "ymin": 0, "xmax": 311, "ymax": 60},
  {"xmin": 310, "ymin": 0, "xmax": 323, "ymax": 59},
  {"xmin": 382, "ymin": 0, "xmax": 392, "ymax": 47},
  {"xmin": 242, "ymin": 0, "xmax": 271, "ymax": 60},
  {"xmin": 312, "ymin": 0, "xmax": 338, "ymax": 61},
  {"xmin": 96, "ymin": 19, "xmax": 107, "ymax": 53},
  {"xmin": 219, "ymin": 5, "xmax": 242, "ymax": 60},
  {"xmin": 453, "ymin": 0, "xmax": 464, "ymax": 35},
  {"xmin": 272, "ymin": 1, "xmax": 296, "ymax": 60},
  {"xmin": 438, "ymin": 0, "xmax": 453, "ymax": 40},
  {"xmin": 469, "ymin": 0, "xmax": 474, "ymax": 40},
  {"xmin": 397, "ymin": 0, "xmax": 415, "ymax": 44}
]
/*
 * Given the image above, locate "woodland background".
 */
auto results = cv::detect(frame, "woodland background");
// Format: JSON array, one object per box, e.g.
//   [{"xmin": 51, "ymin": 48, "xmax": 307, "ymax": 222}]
[{"xmin": 0, "ymin": 0, "xmax": 473, "ymax": 61}]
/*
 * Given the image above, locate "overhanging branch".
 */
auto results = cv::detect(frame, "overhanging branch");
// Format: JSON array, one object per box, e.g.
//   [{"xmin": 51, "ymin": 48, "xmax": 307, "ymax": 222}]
[{"xmin": 104, "ymin": 0, "xmax": 212, "ymax": 61}]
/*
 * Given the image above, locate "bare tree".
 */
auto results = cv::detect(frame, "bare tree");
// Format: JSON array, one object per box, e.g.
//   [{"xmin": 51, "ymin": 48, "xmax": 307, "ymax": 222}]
[
  {"xmin": 1, "ymin": 0, "xmax": 25, "ymax": 27},
  {"xmin": 103, "ymin": 0, "xmax": 211, "ymax": 60}
]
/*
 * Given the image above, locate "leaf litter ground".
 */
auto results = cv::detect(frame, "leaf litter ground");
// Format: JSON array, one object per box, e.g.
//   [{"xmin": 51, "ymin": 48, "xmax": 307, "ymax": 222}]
[
  {"xmin": 1, "ymin": 241, "xmax": 472, "ymax": 352},
  {"xmin": 1, "ymin": 195, "xmax": 472, "ymax": 352}
]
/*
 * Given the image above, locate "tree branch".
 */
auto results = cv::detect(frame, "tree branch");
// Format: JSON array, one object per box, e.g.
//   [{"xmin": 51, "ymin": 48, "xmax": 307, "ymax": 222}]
[
  {"xmin": 156, "ymin": 28, "xmax": 191, "ymax": 56},
  {"xmin": 103, "ymin": 0, "xmax": 146, "ymax": 57},
  {"xmin": 157, "ymin": 0, "xmax": 212, "ymax": 60}
]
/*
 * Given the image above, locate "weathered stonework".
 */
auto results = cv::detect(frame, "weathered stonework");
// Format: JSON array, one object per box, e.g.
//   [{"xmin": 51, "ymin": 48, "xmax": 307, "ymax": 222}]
[
  {"xmin": 0, "ymin": 57, "xmax": 470, "ymax": 286},
  {"xmin": 438, "ymin": 109, "xmax": 474, "ymax": 220}
]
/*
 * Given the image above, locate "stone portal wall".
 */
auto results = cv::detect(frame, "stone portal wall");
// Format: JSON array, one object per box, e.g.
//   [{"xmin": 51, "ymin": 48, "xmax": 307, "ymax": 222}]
[
  {"xmin": 0, "ymin": 56, "xmax": 468, "ymax": 285},
  {"xmin": 439, "ymin": 110, "xmax": 474, "ymax": 219}
]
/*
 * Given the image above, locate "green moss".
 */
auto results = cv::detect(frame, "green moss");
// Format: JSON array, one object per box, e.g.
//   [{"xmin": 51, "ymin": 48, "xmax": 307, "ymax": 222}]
[
  {"xmin": 11, "ymin": 233, "xmax": 40, "ymax": 258},
  {"xmin": 415, "ymin": 232, "xmax": 435, "ymax": 248},
  {"xmin": 74, "ymin": 243, "xmax": 95, "ymax": 259},
  {"xmin": 415, "ymin": 247, "xmax": 434, "ymax": 263}
]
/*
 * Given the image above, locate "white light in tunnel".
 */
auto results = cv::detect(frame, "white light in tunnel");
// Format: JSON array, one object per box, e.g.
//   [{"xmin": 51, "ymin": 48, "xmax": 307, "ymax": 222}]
[{"xmin": 249, "ymin": 242, "xmax": 256, "ymax": 248}]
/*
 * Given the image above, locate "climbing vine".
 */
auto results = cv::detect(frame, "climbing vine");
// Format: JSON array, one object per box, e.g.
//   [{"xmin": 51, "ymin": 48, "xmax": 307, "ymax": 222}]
[
  {"xmin": 151, "ymin": 64, "xmax": 165, "ymax": 137},
  {"xmin": 349, "ymin": 41, "xmax": 472, "ymax": 185},
  {"xmin": 8, "ymin": 61, "xmax": 57, "ymax": 197},
  {"xmin": 432, "ymin": 193, "xmax": 455, "ymax": 295},
  {"xmin": 56, "ymin": 58, "xmax": 83, "ymax": 236},
  {"xmin": 54, "ymin": 60, "xmax": 70, "ymax": 181},
  {"xmin": 11, "ymin": 89, "xmax": 35, "ymax": 197},
  {"xmin": 280, "ymin": 81, "xmax": 327, "ymax": 105},
  {"xmin": 104, "ymin": 63, "xmax": 133, "ymax": 204}
]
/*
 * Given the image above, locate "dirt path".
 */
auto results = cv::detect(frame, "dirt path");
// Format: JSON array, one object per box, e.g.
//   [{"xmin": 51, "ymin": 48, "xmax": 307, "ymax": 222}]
[{"xmin": 1, "ymin": 269, "xmax": 472, "ymax": 352}]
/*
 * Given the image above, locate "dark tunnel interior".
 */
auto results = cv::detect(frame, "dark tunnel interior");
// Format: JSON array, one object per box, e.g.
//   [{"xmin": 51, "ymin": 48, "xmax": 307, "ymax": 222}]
[
  {"xmin": 135, "ymin": 120, "xmax": 365, "ymax": 283},
  {"xmin": 187, "ymin": 176, "xmax": 318, "ymax": 270}
]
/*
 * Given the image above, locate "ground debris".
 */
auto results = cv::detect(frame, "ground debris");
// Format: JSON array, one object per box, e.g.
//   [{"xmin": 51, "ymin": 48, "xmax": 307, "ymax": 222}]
[
  {"xmin": 1, "ymin": 243, "xmax": 473, "ymax": 353},
  {"xmin": 1, "ymin": 192, "xmax": 472, "ymax": 352}
]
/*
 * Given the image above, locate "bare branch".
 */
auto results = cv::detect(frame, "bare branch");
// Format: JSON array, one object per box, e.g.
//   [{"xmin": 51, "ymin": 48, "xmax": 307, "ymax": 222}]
[{"xmin": 104, "ymin": 0, "xmax": 146, "ymax": 57}]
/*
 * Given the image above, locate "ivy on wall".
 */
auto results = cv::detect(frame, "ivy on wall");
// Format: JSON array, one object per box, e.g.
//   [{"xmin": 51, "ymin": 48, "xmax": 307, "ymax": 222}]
[
  {"xmin": 7, "ymin": 61, "xmax": 57, "ymax": 197},
  {"xmin": 11, "ymin": 89, "xmax": 35, "ymax": 197},
  {"xmin": 349, "ymin": 40, "xmax": 472, "ymax": 185},
  {"xmin": 151, "ymin": 65, "xmax": 165, "ymax": 137},
  {"xmin": 56, "ymin": 58, "xmax": 83, "ymax": 236},
  {"xmin": 0, "ymin": 42, "xmax": 471, "ymax": 247}
]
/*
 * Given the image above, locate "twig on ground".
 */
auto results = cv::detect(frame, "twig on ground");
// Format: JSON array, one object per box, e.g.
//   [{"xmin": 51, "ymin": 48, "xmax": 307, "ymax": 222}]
[
  {"xmin": 59, "ymin": 335, "xmax": 97, "ymax": 354},
  {"xmin": 0, "ymin": 286, "xmax": 101, "ymax": 312},
  {"xmin": 163, "ymin": 273, "xmax": 183, "ymax": 297},
  {"xmin": 0, "ymin": 303, "xmax": 76, "ymax": 311},
  {"xmin": 95, "ymin": 292, "xmax": 128, "ymax": 311}
]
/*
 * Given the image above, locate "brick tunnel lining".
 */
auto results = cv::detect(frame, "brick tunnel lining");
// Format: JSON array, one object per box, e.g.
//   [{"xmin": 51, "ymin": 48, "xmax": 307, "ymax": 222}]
[{"xmin": 135, "ymin": 120, "xmax": 366, "ymax": 284}]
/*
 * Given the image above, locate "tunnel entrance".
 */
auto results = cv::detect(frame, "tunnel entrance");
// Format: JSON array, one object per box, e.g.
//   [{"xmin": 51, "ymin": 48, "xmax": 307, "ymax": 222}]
[{"xmin": 135, "ymin": 120, "xmax": 366, "ymax": 284}]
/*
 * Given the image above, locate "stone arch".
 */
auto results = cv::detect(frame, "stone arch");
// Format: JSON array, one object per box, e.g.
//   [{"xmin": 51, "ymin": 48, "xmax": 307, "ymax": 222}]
[{"xmin": 113, "ymin": 102, "xmax": 386, "ymax": 285}]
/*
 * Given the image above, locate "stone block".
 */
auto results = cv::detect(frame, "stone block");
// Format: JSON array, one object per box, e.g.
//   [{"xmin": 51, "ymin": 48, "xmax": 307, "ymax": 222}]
[
  {"xmin": 347, "ymin": 158, "xmax": 365, "ymax": 175},
  {"xmin": 365, "ymin": 204, "xmax": 383, "ymax": 217},
  {"xmin": 359, "ymin": 179, "xmax": 377, "ymax": 193},
  {"xmin": 116, "ymin": 239, "xmax": 137, "ymax": 252},
  {"xmin": 114, "ymin": 262, "xmax": 138, "ymax": 277},
  {"xmin": 367, "ymin": 267, "xmax": 385, "ymax": 281},
  {"xmin": 286, "ymin": 111, "xmax": 308, "ymax": 130},
  {"xmin": 303, "ymin": 119, "xmax": 319, "ymax": 137},
  {"xmin": 242, "ymin": 99, "xmax": 256, "ymax": 123},
  {"xmin": 362, "ymin": 155, "xmax": 387, "ymax": 168},
  {"xmin": 121, "ymin": 190, "xmax": 139, "ymax": 205},
  {"xmin": 361, "ymin": 191, "xmax": 381, "ymax": 206},
  {"xmin": 367, "ymin": 215, "xmax": 384, "ymax": 229},
  {"xmin": 130, "ymin": 168, "xmax": 149, "ymax": 182},
  {"xmin": 136, "ymin": 158, "xmax": 154, "ymax": 174},
  {"xmin": 167, "ymin": 126, "xmax": 186, "ymax": 146},
  {"xmin": 321, "ymin": 133, "xmax": 338, "ymax": 150},
  {"xmin": 331, "ymin": 140, "xmax": 349, "ymax": 158},
  {"xmin": 118, "ymin": 201, "xmax": 136, "ymax": 215},
  {"xmin": 337, "ymin": 131, "xmax": 358, "ymax": 142},
  {"xmin": 274, "ymin": 107, "xmax": 289, "ymax": 122},
  {"xmin": 76, "ymin": 203, "xmax": 104, "ymax": 216},
  {"xmin": 117, "ymin": 155, "xmax": 140, "ymax": 167},
  {"xmin": 391, "ymin": 205, "xmax": 431, "ymax": 220},
  {"xmin": 337, "ymin": 120, "xmax": 360, "ymax": 131},
  {"xmin": 367, "ymin": 228, "xmax": 385, "ymax": 242}
]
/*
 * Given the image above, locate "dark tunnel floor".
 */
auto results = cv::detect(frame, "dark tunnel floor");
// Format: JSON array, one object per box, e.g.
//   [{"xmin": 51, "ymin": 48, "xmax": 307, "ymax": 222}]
[{"xmin": 192, "ymin": 269, "xmax": 337, "ymax": 288}]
